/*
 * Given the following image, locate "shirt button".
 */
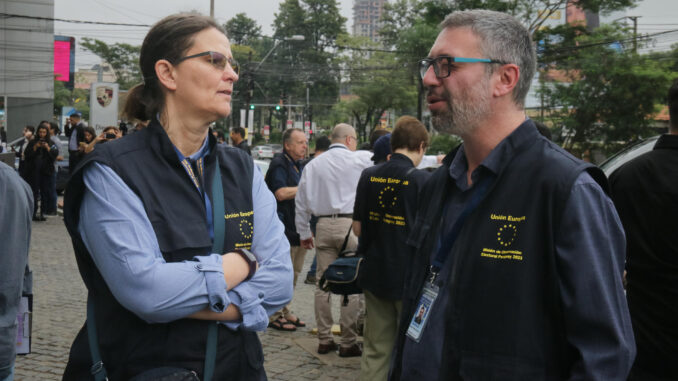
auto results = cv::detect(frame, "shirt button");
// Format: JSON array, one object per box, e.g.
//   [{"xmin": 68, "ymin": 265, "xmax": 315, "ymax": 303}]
[{"xmin": 258, "ymin": 292, "xmax": 264, "ymax": 299}]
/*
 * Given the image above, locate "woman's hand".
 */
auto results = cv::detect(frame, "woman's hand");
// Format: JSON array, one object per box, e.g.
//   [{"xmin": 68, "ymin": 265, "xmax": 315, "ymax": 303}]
[
  {"xmin": 94, "ymin": 132, "xmax": 106, "ymax": 143},
  {"xmin": 221, "ymin": 251, "xmax": 259, "ymax": 291}
]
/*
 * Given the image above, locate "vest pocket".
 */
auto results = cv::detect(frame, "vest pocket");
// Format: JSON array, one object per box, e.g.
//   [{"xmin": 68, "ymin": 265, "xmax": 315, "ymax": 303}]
[
  {"xmin": 151, "ymin": 219, "xmax": 211, "ymax": 255},
  {"xmin": 459, "ymin": 352, "xmax": 544, "ymax": 380}
]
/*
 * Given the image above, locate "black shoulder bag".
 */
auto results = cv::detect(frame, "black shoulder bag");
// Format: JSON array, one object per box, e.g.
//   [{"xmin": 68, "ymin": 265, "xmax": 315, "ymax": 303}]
[{"xmin": 319, "ymin": 227, "xmax": 364, "ymax": 305}]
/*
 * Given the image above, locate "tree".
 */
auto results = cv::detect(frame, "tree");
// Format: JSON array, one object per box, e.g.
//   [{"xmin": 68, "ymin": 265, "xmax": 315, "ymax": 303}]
[
  {"xmin": 378, "ymin": 0, "xmax": 639, "ymax": 120},
  {"xmin": 80, "ymin": 38, "xmax": 141, "ymax": 90},
  {"xmin": 54, "ymin": 80, "xmax": 90, "ymax": 120},
  {"xmin": 539, "ymin": 25, "xmax": 674, "ymax": 153},
  {"xmin": 334, "ymin": 36, "xmax": 417, "ymax": 139},
  {"xmin": 224, "ymin": 13, "xmax": 262, "ymax": 45},
  {"xmin": 261, "ymin": 0, "xmax": 347, "ymax": 125}
]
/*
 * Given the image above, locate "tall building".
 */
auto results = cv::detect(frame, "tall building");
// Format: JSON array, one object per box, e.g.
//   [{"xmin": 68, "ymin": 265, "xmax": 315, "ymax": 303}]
[
  {"xmin": 0, "ymin": 0, "xmax": 55, "ymax": 141},
  {"xmin": 352, "ymin": 0, "xmax": 387, "ymax": 43}
]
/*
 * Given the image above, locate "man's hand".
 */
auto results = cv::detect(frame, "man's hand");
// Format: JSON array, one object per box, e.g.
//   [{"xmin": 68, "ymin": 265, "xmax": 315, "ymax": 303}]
[{"xmin": 300, "ymin": 238, "xmax": 314, "ymax": 249}]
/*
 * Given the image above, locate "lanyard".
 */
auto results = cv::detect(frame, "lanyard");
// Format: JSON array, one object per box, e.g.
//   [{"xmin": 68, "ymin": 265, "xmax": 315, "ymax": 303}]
[
  {"xmin": 429, "ymin": 173, "xmax": 495, "ymax": 284},
  {"xmin": 284, "ymin": 153, "xmax": 300, "ymax": 174},
  {"xmin": 180, "ymin": 157, "xmax": 205, "ymax": 195}
]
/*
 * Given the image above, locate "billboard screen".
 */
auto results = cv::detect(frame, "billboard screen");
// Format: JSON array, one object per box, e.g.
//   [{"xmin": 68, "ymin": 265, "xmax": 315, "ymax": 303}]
[{"xmin": 54, "ymin": 36, "xmax": 75, "ymax": 89}]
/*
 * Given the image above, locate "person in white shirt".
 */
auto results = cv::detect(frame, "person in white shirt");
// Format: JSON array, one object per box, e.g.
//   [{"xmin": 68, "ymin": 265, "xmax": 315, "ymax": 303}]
[{"xmin": 295, "ymin": 123, "xmax": 371, "ymax": 357}]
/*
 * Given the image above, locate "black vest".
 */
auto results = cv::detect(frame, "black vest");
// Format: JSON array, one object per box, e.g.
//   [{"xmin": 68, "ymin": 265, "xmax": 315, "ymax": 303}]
[
  {"xmin": 392, "ymin": 123, "xmax": 608, "ymax": 380},
  {"xmin": 264, "ymin": 152, "xmax": 302, "ymax": 246},
  {"xmin": 62, "ymin": 121, "xmax": 265, "ymax": 380},
  {"xmin": 355, "ymin": 154, "xmax": 430, "ymax": 300}
]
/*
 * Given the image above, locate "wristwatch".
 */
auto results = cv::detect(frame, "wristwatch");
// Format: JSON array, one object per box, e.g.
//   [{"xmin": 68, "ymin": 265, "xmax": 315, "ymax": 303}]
[{"xmin": 233, "ymin": 248, "xmax": 257, "ymax": 281}]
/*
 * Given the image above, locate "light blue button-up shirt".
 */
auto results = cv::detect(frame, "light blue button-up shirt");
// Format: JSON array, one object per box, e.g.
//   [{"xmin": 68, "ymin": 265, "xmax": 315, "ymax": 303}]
[{"xmin": 77, "ymin": 139, "xmax": 293, "ymax": 331}]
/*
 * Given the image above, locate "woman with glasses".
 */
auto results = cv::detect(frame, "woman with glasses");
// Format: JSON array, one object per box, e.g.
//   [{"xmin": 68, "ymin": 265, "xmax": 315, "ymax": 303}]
[{"xmin": 62, "ymin": 13, "xmax": 293, "ymax": 380}]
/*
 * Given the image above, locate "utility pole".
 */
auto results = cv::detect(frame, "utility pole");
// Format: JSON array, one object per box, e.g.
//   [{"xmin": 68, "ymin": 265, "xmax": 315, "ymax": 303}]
[
  {"xmin": 614, "ymin": 16, "xmax": 640, "ymax": 53},
  {"xmin": 629, "ymin": 16, "xmax": 639, "ymax": 53},
  {"xmin": 97, "ymin": 61, "xmax": 103, "ymax": 82},
  {"xmin": 244, "ymin": 51, "xmax": 253, "ymax": 128},
  {"xmin": 210, "ymin": 0, "xmax": 214, "ymax": 17}
]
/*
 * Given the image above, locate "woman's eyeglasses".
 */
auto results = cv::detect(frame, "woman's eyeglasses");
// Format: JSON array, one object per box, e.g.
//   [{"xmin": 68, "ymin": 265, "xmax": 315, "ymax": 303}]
[
  {"xmin": 174, "ymin": 51, "xmax": 239, "ymax": 75},
  {"xmin": 419, "ymin": 56, "xmax": 507, "ymax": 79}
]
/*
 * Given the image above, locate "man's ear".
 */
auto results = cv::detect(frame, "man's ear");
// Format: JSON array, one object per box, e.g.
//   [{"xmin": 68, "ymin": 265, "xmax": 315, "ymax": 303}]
[
  {"xmin": 493, "ymin": 63, "xmax": 520, "ymax": 98},
  {"xmin": 155, "ymin": 59, "xmax": 177, "ymax": 91}
]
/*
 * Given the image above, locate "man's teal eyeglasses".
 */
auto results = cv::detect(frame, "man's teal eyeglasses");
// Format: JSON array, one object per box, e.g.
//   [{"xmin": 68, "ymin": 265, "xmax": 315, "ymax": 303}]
[{"xmin": 419, "ymin": 56, "xmax": 508, "ymax": 79}]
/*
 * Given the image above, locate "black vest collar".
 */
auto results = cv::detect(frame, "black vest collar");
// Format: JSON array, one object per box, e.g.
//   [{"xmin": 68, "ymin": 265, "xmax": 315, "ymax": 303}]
[{"xmin": 147, "ymin": 119, "xmax": 218, "ymax": 167}]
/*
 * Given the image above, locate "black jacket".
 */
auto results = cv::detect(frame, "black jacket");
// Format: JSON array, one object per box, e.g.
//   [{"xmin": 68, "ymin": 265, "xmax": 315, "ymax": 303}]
[
  {"xmin": 391, "ymin": 123, "xmax": 609, "ymax": 380},
  {"xmin": 353, "ymin": 153, "xmax": 430, "ymax": 300},
  {"xmin": 62, "ymin": 121, "xmax": 264, "ymax": 380},
  {"xmin": 609, "ymin": 134, "xmax": 678, "ymax": 378}
]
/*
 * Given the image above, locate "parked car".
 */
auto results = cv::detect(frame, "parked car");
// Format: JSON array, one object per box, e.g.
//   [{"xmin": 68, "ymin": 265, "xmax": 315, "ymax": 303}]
[
  {"xmin": 268, "ymin": 144, "xmax": 283, "ymax": 155},
  {"xmin": 599, "ymin": 136, "xmax": 659, "ymax": 177},
  {"xmin": 252, "ymin": 145, "xmax": 274, "ymax": 160},
  {"xmin": 254, "ymin": 159, "xmax": 270, "ymax": 176}
]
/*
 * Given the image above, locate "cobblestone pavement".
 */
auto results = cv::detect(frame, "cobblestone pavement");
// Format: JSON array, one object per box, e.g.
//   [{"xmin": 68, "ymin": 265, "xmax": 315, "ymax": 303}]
[{"xmin": 14, "ymin": 215, "xmax": 360, "ymax": 380}]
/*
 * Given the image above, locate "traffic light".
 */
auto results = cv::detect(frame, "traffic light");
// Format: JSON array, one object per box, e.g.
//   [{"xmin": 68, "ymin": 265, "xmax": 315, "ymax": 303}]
[
  {"xmin": 275, "ymin": 105, "xmax": 281, "ymax": 111},
  {"xmin": 249, "ymin": 104, "xmax": 255, "ymax": 110}
]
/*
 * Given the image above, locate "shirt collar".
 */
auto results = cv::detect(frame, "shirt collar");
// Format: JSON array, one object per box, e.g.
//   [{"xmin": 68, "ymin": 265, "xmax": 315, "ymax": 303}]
[
  {"xmin": 389, "ymin": 152, "xmax": 414, "ymax": 166},
  {"xmin": 172, "ymin": 130, "xmax": 211, "ymax": 163},
  {"xmin": 449, "ymin": 119, "xmax": 539, "ymax": 186},
  {"xmin": 329, "ymin": 143, "xmax": 349, "ymax": 150}
]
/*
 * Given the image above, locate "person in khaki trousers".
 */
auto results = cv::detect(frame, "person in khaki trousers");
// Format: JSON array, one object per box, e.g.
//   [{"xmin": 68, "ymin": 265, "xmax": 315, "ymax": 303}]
[{"xmin": 295, "ymin": 123, "xmax": 372, "ymax": 357}]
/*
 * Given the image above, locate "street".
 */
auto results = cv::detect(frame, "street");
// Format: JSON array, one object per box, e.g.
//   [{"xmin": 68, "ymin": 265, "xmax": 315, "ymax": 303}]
[{"xmin": 14, "ymin": 215, "xmax": 361, "ymax": 380}]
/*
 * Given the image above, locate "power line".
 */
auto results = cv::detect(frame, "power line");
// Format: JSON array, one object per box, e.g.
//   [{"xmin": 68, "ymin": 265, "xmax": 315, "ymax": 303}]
[{"xmin": 0, "ymin": 12, "xmax": 151, "ymax": 27}]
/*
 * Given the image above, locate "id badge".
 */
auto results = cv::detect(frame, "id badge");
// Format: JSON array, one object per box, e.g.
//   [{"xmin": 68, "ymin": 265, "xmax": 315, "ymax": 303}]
[{"xmin": 406, "ymin": 282, "xmax": 439, "ymax": 343}]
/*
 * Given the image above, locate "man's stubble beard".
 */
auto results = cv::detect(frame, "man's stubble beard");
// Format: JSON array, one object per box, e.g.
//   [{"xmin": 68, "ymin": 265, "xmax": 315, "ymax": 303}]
[{"xmin": 431, "ymin": 76, "xmax": 492, "ymax": 137}]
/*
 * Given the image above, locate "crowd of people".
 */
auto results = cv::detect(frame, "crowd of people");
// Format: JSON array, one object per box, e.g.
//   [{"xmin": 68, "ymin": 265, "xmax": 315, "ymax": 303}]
[{"xmin": 1, "ymin": 8, "xmax": 677, "ymax": 381}]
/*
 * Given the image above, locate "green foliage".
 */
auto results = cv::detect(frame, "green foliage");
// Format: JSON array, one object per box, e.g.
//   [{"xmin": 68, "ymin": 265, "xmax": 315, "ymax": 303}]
[
  {"xmin": 225, "ymin": 13, "xmax": 262, "ymax": 45},
  {"xmin": 427, "ymin": 134, "xmax": 461, "ymax": 155},
  {"xmin": 539, "ymin": 25, "xmax": 675, "ymax": 153},
  {"xmin": 333, "ymin": 35, "xmax": 418, "ymax": 139},
  {"xmin": 269, "ymin": 129, "xmax": 283, "ymax": 143},
  {"xmin": 53, "ymin": 80, "xmax": 90, "ymax": 120},
  {"xmin": 80, "ymin": 38, "xmax": 141, "ymax": 90}
]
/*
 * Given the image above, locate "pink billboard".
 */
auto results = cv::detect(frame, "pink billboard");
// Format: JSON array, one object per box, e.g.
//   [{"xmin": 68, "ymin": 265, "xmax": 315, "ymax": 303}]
[{"xmin": 54, "ymin": 36, "xmax": 75, "ymax": 88}]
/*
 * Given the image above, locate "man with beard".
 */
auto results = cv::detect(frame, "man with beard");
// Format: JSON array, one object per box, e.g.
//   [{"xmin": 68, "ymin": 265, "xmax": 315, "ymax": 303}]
[{"xmin": 389, "ymin": 10, "xmax": 635, "ymax": 380}]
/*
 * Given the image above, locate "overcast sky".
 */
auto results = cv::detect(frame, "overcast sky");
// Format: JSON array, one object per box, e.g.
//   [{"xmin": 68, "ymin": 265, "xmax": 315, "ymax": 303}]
[
  {"xmin": 54, "ymin": 0, "xmax": 355, "ymax": 68},
  {"xmin": 53, "ymin": 0, "xmax": 678, "ymax": 68}
]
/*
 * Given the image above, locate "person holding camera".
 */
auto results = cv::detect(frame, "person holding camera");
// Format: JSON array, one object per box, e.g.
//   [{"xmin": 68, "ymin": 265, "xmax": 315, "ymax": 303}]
[
  {"xmin": 24, "ymin": 123, "xmax": 58, "ymax": 221},
  {"xmin": 80, "ymin": 126, "xmax": 122, "ymax": 154}
]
